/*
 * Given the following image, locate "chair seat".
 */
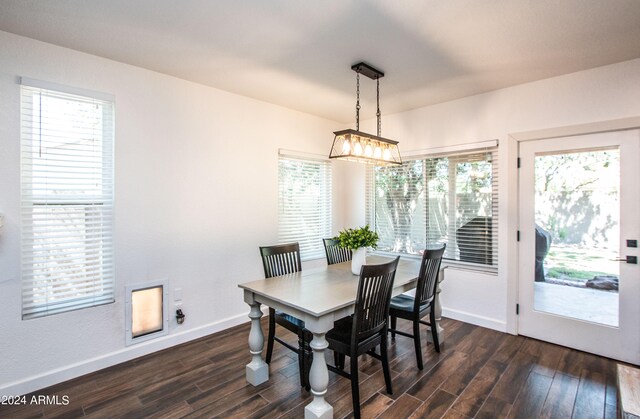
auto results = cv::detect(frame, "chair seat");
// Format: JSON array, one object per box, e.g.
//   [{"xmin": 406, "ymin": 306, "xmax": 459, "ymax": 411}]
[
  {"xmin": 275, "ymin": 310, "xmax": 306, "ymax": 329},
  {"xmin": 326, "ymin": 315, "xmax": 353, "ymax": 344},
  {"xmin": 327, "ymin": 315, "xmax": 382, "ymax": 356},
  {"xmin": 389, "ymin": 294, "xmax": 429, "ymax": 313},
  {"xmin": 274, "ymin": 310, "xmax": 312, "ymax": 341}
]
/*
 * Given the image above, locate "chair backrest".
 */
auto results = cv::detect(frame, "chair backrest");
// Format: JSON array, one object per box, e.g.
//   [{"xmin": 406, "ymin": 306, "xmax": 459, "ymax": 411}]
[
  {"xmin": 414, "ymin": 245, "xmax": 446, "ymax": 311},
  {"xmin": 352, "ymin": 257, "xmax": 400, "ymax": 343},
  {"xmin": 259, "ymin": 242, "xmax": 302, "ymax": 278},
  {"xmin": 323, "ymin": 238, "xmax": 352, "ymax": 265}
]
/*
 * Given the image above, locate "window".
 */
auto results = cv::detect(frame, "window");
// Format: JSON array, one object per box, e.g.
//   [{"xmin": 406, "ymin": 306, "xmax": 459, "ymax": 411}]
[
  {"xmin": 278, "ymin": 154, "xmax": 332, "ymax": 261},
  {"xmin": 367, "ymin": 149, "xmax": 498, "ymax": 269},
  {"xmin": 20, "ymin": 79, "xmax": 115, "ymax": 319}
]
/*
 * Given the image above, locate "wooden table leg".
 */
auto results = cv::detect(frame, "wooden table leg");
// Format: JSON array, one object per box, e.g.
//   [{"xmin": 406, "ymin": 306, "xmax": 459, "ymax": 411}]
[
  {"xmin": 305, "ymin": 331, "xmax": 333, "ymax": 419},
  {"xmin": 245, "ymin": 300, "xmax": 269, "ymax": 385}
]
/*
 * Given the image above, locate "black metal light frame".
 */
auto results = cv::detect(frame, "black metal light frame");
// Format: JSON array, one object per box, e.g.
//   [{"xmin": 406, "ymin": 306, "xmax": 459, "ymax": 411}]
[{"xmin": 329, "ymin": 62, "xmax": 402, "ymax": 165}]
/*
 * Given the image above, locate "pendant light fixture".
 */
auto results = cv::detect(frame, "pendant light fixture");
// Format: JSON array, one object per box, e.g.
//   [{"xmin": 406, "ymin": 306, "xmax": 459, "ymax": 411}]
[{"xmin": 329, "ymin": 62, "xmax": 402, "ymax": 165}]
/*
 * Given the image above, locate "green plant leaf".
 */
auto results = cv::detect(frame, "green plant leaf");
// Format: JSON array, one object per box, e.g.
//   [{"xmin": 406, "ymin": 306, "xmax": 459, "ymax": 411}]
[{"xmin": 335, "ymin": 225, "xmax": 379, "ymax": 250}]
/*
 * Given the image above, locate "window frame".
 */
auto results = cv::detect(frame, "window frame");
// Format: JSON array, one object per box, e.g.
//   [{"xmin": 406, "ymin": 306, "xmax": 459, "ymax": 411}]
[
  {"xmin": 277, "ymin": 151, "xmax": 332, "ymax": 261},
  {"xmin": 20, "ymin": 78, "xmax": 115, "ymax": 319},
  {"xmin": 367, "ymin": 147, "xmax": 499, "ymax": 271}
]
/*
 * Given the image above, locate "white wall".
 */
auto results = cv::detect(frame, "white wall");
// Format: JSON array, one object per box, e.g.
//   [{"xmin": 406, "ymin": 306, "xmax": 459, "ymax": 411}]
[
  {"xmin": 2, "ymin": 28, "xmax": 640, "ymax": 396},
  {"xmin": 351, "ymin": 58, "xmax": 640, "ymax": 333},
  {"xmin": 0, "ymin": 31, "xmax": 341, "ymax": 394}
]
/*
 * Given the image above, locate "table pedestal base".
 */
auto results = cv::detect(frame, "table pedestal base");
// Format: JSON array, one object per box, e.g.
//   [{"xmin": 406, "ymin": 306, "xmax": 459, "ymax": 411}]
[
  {"xmin": 246, "ymin": 362, "xmax": 269, "ymax": 385},
  {"xmin": 246, "ymin": 302, "xmax": 269, "ymax": 385},
  {"xmin": 305, "ymin": 331, "xmax": 333, "ymax": 419},
  {"xmin": 305, "ymin": 398, "xmax": 333, "ymax": 419}
]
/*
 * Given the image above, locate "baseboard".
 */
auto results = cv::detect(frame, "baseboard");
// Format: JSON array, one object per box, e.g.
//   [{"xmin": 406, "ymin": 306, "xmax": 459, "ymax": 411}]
[
  {"xmin": 0, "ymin": 308, "xmax": 266, "ymax": 396},
  {"xmin": 3, "ymin": 306, "xmax": 503, "ymax": 396},
  {"xmin": 442, "ymin": 307, "xmax": 507, "ymax": 332}
]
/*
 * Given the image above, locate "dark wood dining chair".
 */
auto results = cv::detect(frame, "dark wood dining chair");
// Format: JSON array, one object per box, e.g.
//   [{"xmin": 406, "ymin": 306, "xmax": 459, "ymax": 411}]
[
  {"xmin": 322, "ymin": 238, "xmax": 352, "ymax": 265},
  {"xmin": 388, "ymin": 245, "xmax": 446, "ymax": 370},
  {"xmin": 326, "ymin": 257, "xmax": 400, "ymax": 419},
  {"xmin": 259, "ymin": 242, "xmax": 311, "ymax": 389}
]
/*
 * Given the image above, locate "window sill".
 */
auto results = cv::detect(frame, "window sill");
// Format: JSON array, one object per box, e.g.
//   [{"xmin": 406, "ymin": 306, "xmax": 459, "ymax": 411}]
[
  {"xmin": 369, "ymin": 250, "xmax": 498, "ymax": 275},
  {"xmin": 440, "ymin": 261, "xmax": 498, "ymax": 275}
]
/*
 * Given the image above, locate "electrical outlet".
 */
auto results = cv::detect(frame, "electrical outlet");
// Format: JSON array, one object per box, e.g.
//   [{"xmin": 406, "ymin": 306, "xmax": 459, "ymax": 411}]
[
  {"xmin": 174, "ymin": 287, "xmax": 183, "ymax": 301},
  {"xmin": 176, "ymin": 308, "xmax": 185, "ymax": 324}
]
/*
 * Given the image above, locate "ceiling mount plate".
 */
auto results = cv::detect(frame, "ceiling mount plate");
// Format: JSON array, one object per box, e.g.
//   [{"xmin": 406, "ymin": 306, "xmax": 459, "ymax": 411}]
[{"xmin": 351, "ymin": 62, "xmax": 384, "ymax": 79}]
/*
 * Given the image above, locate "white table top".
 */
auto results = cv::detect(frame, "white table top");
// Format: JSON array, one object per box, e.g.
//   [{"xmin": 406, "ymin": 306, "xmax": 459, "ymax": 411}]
[{"xmin": 238, "ymin": 256, "xmax": 421, "ymax": 317}]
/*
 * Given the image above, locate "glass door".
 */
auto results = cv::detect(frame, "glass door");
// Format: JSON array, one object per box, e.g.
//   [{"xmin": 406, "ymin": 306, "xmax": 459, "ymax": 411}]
[{"xmin": 518, "ymin": 130, "xmax": 640, "ymax": 364}]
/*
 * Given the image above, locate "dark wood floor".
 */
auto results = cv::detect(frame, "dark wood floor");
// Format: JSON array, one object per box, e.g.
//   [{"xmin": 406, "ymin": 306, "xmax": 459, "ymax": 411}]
[{"xmin": 1, "ymin": 317, "xmax": 620, "ymax": 419}]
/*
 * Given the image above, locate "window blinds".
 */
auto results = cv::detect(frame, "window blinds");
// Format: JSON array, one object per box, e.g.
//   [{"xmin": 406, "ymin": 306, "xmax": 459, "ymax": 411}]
[
  {"xmin": 367, "ymin": 160, "xmax": 427, "ymax": 255},
  {"xmin": 278, "ymin": 155, "xmax": 332, "ymax": 261},
  {"xmin": 367, "ymin": 149, "xmax": 498, "ymax": 269},
  {"xmin": 20, "ymin": 81, "xmax": 115, "ymax": 319}
]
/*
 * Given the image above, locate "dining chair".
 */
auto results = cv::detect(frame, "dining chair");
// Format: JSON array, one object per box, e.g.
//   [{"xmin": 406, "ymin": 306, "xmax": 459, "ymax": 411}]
[
  {"xmin": 322, "ymin": 238, "xmax": 352, "ymax": 265},
  {"xmin": 326, "ymin": 256, "xmax": 400, "ymax": 419},
  {"xmin": 259, "ymin": 242, "xmax": 311, "ymax": 389},
  {"xmin": 388, "ymin": 245, "xmax": 446, "ymax": 370}
]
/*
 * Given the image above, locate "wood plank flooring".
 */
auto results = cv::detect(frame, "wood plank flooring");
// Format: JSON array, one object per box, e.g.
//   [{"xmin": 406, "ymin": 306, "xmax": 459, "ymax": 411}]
[{"xmin": 0, "ymin": 318, "xmax": 621, "ymax": 418}]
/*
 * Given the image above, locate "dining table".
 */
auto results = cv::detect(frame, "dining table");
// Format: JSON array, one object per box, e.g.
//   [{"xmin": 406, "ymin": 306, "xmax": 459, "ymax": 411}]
[{"xmin": 238, "ymin": 255, "xmax": 445, "ymax": 419}]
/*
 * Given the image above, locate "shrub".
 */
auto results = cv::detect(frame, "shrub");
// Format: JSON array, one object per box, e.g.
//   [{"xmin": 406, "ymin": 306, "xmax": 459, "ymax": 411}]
[{"xmin": 335, "ymin": 225, "xmax": 379, "ymax": 250}]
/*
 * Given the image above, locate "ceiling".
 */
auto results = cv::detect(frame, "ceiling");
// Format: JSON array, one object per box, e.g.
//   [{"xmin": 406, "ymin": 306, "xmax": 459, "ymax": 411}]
[{"xmin": 1, "ymin": 0, "xmax": 640, "ymax": 123}]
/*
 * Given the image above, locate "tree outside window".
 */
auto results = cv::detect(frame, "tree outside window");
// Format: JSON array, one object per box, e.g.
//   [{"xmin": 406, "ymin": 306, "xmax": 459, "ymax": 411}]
[{"xmin": 369, "ymin": 151, "xmax": 497, "ymax": 267}]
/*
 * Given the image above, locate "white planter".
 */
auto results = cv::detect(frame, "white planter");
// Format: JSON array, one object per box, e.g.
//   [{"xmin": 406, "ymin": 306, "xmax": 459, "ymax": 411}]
[{"xmin": 351, "ymin": 247, "xmax": 367, "ymax": 275}]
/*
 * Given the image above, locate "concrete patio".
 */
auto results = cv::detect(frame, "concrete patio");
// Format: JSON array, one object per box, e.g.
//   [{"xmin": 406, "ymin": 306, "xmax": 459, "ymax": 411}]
[{"xmin": 534, "ymin": 282, "xmax": 619, "ymax": 326}]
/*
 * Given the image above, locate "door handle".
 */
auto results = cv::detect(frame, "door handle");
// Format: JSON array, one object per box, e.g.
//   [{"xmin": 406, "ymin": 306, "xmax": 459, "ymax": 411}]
[{"xmin": 612, "ymin": 256, "xmax": 638, "ymax": 264}]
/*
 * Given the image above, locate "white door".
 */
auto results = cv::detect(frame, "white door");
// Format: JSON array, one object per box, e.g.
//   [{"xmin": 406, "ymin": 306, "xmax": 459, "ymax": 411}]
[{"xmin": 518, "ymin": 129, "xmax": 640, "ymax": 364}]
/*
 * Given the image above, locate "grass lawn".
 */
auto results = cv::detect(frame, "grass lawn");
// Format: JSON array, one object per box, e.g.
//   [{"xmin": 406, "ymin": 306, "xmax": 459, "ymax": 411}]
[{"xmin": 544, "ymin": 244, "xmax": 618, "ymax": 282}]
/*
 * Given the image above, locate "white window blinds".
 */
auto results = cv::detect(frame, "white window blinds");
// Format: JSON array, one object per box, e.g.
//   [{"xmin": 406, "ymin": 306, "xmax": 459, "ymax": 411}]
[
  {"xmin": 367, "ymin": 149, "xmax": 498, "ymax": 269},
  {"xmin": 278, "ymin": 155, "xmax": 332, "ymax": 261},
  {"xmin": 20, "ymin": 80, "xmax": 115, "ymax": 319}
]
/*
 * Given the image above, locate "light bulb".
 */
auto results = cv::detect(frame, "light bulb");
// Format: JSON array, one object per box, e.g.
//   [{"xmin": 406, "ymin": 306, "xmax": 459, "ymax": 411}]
[
  {"xmin": 354, "ymin": 141, "xmax": 363, "ymax": 156},
  {"xmin": 364, "ymin": 143, "xmax": 373, "ymax": 157},
  {"xmin": 383, "ymin": 147, "xmax": 391, "ymax": 161},
  {"xmin": 374, "ymin": 145, "xmax": 382, "ymax": 159},
  {"xmin": 341, "ymin": 138, "xmax": 351, "ymax": 154}
]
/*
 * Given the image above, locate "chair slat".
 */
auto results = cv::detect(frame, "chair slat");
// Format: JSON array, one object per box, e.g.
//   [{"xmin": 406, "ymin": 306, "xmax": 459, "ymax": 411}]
[
  {"xmin": 416, "ymin": 246, "xmax": 446, "ymax": 308},
  {"xmin": 353, "ymin": 258, "xmax": 400, "ymax": 342},
  {"xmin": 323, "ymin": 238, "xmax": 352, "ymax": 265},
  {"xmin": 260, "ymin": 243, "xmax": 302, "ymax": 279}
]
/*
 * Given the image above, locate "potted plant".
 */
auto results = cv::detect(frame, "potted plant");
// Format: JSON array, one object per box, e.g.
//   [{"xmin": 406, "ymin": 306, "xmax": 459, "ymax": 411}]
[{"xmin": 335, "ymin": 225, "xmax": 379, "ymax": 275}]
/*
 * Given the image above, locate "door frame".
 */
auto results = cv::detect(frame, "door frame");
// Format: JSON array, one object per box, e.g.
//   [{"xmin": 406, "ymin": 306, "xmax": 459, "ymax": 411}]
[
  {"xmin": 517, "ymin": 130, "xmax": 640, "ymax": 362},
  {"xmin": 505, "ymin": 117, "xmax": 640, "ymax": 336}
]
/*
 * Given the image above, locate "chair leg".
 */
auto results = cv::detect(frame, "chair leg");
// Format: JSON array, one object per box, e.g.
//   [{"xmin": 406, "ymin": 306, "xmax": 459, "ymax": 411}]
[
  {"xmin": 380, "ymin": 334, "xmax": 393, "ymax": 395},
  {"xmin": 413, "ymin": 317, "xmax": 423, "ymax": 370},
  {"xmin": 430, "ymin": 308, "xmax": 440, "ymax": 353},
  {"xmin": 390, "ymin": 314, "xmax": 397, "ymax": 340},
  {"xmin": 333, "ymin": 350, "xmax": 340, "ymax": 369},
  {"xmin": 297, "ymin": 332, "xmax": 306, "ymax": 388},
  {"xmin": 338, "ymin": 353, "xmax": 346, "ymax": 370},
  {"xmin": 350, "ymin": 355, "xmax": 361, "ymax": 419},
  {"xmin": 266, "ymin": 308, "xmax": 276, "ymax": 364},
  {"xmin": 303, "ymin": 342, "xmax": 312, "ymax": 391}
]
